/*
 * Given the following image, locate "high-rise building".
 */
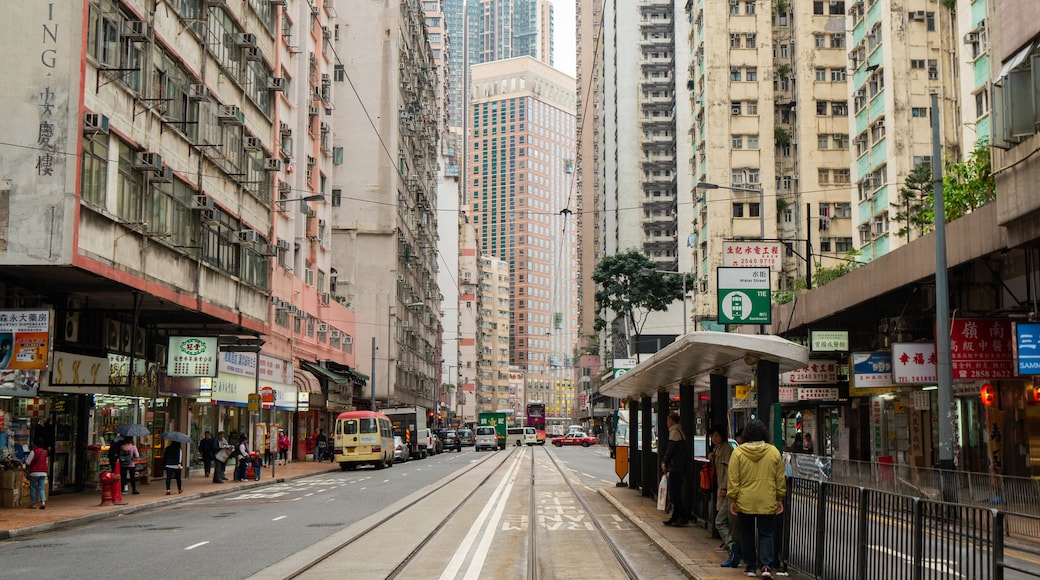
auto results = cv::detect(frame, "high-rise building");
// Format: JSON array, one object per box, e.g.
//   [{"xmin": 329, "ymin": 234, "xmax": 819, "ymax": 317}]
[
  {"xmin": 477, "ymin": 255, "xmax": 511, "ymax": 411},
  {"xmin": 467, "ymin": 57, "xmax": 577, "ymax": 421},
  {"xmin": 466, "ymin": 0, "xmax": 554, "ymax": 68},
  {"xmin": 330, "ymin": 0, "xmax": 442, "ymax": 410},
  {"xmin": 443, "ymin": 0, "xmax": 466, "ymax": 132}
]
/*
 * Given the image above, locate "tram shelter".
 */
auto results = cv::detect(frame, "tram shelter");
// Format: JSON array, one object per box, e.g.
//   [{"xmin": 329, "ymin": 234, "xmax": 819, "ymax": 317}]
[{"xmin": 600, "ymin": 332, "xmax": 809, "ymax": 497}]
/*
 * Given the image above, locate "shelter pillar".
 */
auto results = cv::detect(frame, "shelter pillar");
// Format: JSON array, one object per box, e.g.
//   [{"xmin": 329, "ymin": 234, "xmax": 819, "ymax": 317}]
[
  {"xmin": 710, "ymin": 372, "xmax": 729, "ymax": 436},
  {"xmin": 757, "ymin": 359, "xmax": 780, "ymax": 444},
  {"xmin": 641, "ymin": 394, "xmax": 654, "ymax": 497},
  {"xmin": 629, "ymin": 398, "xmax": 640, "ymax": 490}
]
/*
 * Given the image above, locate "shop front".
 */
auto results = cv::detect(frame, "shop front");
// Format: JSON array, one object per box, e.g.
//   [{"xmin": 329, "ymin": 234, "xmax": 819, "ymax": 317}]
[{"xmin": 210, "ymin": 352, "xmax": 296, "ymax": 459}]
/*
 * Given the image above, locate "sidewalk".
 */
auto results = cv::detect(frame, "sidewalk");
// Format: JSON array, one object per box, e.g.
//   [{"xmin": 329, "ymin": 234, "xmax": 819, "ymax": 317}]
[{"xmin": 0, "ymin": 459, "xmax": 340, "ymax": 540}]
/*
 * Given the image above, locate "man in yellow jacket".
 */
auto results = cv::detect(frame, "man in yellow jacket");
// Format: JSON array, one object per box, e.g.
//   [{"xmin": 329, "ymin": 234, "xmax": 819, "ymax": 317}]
[{"xmin": 728, "ymin": 419, "xmax": 785, "ymax": 579}]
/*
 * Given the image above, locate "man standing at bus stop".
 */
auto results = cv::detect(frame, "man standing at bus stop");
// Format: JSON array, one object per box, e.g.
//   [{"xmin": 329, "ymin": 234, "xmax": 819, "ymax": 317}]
[
  {"xmin": 728, "ymin": 419, "xmax": 785, "ymax": 579},
  {"xmin": 711, "ymin": 425, "xmax": 741, "ymax": 567}
]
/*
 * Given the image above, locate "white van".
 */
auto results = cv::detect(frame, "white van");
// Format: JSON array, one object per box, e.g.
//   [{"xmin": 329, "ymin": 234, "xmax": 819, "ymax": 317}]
[
  {"xmin": 507, "ymin": 427, "xmax": 539, "ymax": 446},
  {"xmin": 416, "ymin": 428, "xmax": 434, "ymax": 458},
  {"xmin": 475, "ymin": 426, "xmax": 498, "ymax": 451}
]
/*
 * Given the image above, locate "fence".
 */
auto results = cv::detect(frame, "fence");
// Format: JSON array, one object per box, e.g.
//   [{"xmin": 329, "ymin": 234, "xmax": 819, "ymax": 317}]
[{"xmin": 781, "ymin": 475, "xmax": 1040, "ymax": 580}]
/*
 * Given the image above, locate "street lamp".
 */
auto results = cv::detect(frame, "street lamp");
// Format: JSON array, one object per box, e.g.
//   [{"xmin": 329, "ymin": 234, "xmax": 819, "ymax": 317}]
[
  {"xmin": 642, "ymin": 268, "xmax": 688, "ymax": 335},
  {"xmin": 696, "ymin": 182, "xmax": 765, "ymax": 239},
  {"xmin": 273, "ymin": 194, "xmax": 325, "ymax": 204}
]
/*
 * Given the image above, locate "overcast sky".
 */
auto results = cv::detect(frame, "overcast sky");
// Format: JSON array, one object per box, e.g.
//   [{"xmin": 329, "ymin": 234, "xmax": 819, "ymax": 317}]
[{"xmin": 552, "ymin": 0, "xmax": 576, "ymax": 78}]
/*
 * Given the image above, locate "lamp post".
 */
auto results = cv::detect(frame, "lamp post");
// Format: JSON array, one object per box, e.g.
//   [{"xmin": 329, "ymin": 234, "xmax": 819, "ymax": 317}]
[
  {"xmin": 642, "ymin": 268, "xmax": 689, "ymax": 335},
  {"xmin": 272, "ymin": 193, "xmax": 325, "ymax": 204},
  {"xmin": 696, "ymin": 181, "xmax": 765, "ymax": 239}
]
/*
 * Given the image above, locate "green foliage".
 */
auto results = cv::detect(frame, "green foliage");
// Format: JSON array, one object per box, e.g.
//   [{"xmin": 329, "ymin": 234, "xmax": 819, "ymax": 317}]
[
  {"xmin": 776, "ymin": 64, "xmax": 792, "ymax": 78},
  {"xmin": 592, "ymin": 249, "xmax": 685, "ymax": 337},
  {"xmin": 891, "ymin": 163, "xmax": 934, "ymax": 241},
  {"xmin": 940, "ymin": 141, "xmax": 995, "ymax": 221},
  {"xmin": 775, "ymin": 0, "xmax": 790, "ymax": 14},
  {"xmin": 775, "ymin": 127, "xmax": 792, "ymax": 145},
  {"xmin": 814, "ymin": 250, "xmax": 862, "ymax": 287},
  {"xmin": 772, "ymin": 279, "xmax": 806, "ymax": 305}
]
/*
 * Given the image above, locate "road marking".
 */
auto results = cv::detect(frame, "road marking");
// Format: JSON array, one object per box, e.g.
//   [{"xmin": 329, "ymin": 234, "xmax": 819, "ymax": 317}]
[
  {"xmin": 868, "ymin": 545, "xmax": 958, "ymax": 573},
  {"xmin": 317, "ymin": 488, "xmax": 327, "ymax": 493},
  {"xmin": 383, "ymin": 479, "xmax": 390, "ymax": 483},
  {"xmin": 581, "ymin": 472, "xmax": 594, "ymax": 478},
  {"xmin": 272, "ymin": 516, "xmax": 287, "ymax": 521},
  {"xmin": 185, "ymin": 541, "xmax": 209, "ymax": 551},
  {"xmin": 359, "ymin": 487, "xmax": 366, "ymax": 490},
  {"xmin": 305, "ymin": 493, "xmax": 314, "ymax": 497},
  {"xmin": 292, "ymin": 497, "xmax": 302, "ymax": 501},
  {"xmin": 326, "ymin": 498, "xmax": 336, "ymax": 502}
]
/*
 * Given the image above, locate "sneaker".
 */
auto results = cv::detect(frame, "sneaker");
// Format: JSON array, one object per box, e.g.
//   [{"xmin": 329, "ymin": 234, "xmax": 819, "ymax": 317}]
[
  {"xmin": 745, "ymin": 568, "xmax": 757, "ymax": 577},
  {"xmin": 131, "ymin": 490, "xmax": 140, "ymax": 495},
  {"xmin": 761, "ymin": 567, "xmax": 772, "ymax": 578}
]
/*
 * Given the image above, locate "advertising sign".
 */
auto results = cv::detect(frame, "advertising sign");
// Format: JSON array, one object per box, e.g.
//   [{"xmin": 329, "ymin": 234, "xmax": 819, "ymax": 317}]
[
  {"xmin": 0, "ymin": 310, "xmax": 50, "ymax": 371},
  {"xmin": 613, "ymin": 358, "xmax": 637, "ymax": 379},
  {"xmin": 851, "ymin": 352, "xmax": 896, "ymax": 390},
  {"xmin": 949, "ymin": 319, "xmax": 1014, "ymax": 379},
  {"xmin": 798, "ymin": 387, "xmax": 840, "ymax": 401},
  {"xmin": 167, "ymin": 337, "xmax": 218, "ymax": 377},
  {"xmin": 717, "ymin": 267, "xmax": 771, "ymax": 325},
  {"xmin": 1014, "ymin": 322, "xmax": 1040, "ymax": 375},
  {"xmin": 810, "ymin": 330, "xmax": 849, "ymax": 352},
  {"xmin": 722, "ymin": 241, "xmax": 782, "ymax": 270},
  {"xmin": 780, "ymin": 360, "xmax": 839, "ymax": 385},
  {"xmin": 892, "ymin": 343, "xmax": 937, "ymax": 384},
  {"xmin": 778, "ymin": 386, "xmax": 798, "ymax": 403}
]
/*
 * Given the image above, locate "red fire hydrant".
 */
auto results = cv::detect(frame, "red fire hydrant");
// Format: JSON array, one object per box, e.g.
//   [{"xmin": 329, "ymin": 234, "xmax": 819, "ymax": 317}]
[{"xmin": 100, "ymin": 469, "xmax": 121, "ymax": 506}]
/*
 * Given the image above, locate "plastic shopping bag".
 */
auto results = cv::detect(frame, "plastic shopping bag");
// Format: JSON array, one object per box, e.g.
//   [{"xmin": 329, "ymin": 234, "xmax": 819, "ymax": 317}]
[{"xmin": 657, "ymin": 475, "xmax": 668, "ymax": 511}]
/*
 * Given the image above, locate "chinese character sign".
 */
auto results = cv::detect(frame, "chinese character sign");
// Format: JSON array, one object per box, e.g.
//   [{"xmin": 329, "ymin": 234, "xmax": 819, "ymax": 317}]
[
  {"xmin": 851, "ymin": 352, "xmax": 896, "ymax": 389},
  {"xmin": 0, "ymin": 310, "xmax": 50, "ymax": 371},
  {"xmin": 780, "ymin": 359, "xmax": 838, "ymax": 385},
  {"xmin": 167, "ymin": 336, "xmax": 218, "ymax": 377},
  {"xmin": 722, "ymin": 241, "xmax": 782, "ymax": 270},
  {"xmin": 1015, "ymin": 322, "xmax": 1040, "ymax": 376},
  {"xmin": 948, "ymin": 319, "xmax": 1014, "ymax": 379},
  {"xmin": 810, "ymin": 330, "xmax": 849, "ymax": 353},
  {"xmin": 892, "ymin": 343, "xmax": 937, "ymax": 384}
]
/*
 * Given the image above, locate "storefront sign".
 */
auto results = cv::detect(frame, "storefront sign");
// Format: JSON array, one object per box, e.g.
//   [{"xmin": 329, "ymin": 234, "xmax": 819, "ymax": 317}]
[
  {"xmin": 613, "ymin": 358, "xmax": 637, "ymax": 379},
  {"xmin": 987, "ymin": 407, "xmax": 1005, "ymax": 473},
  {"xmin": 949, "ymin": 318, "xmax": 1014, "ymax": 379},
  {"xmin": 0, "ymin": 370, "xmax": 40, "ymax": 397},
  {"xmin": 1014, "ymin": 322, "xmax": 1040, "ymax": 375},
  {"xmin": 717, "ymin": 267, "xmax": 771, "ymax": 325},
  {"xmin": 50, "ymin": 352, "xmax": 110, "ymax": 385},
  {"xmin": 851, "ymin": 352, "xmax": 896, "ymax": 390},
  {"xmin": 722, "ymin": 241, "xmax": 782, "ymax": 270},
  {"xmin": 260, "ymin": 386, "xmax": 275, "ymax": 410},
  {"xmin": 911, "ymin": 390, "xmax": 931, "ymax": 411},
  {"xmin": 781, "ymin": 360, "xmax": 839, "ymax": 385},
  {"xmin": 909, "ymin": 410, "xmax": 923, "ymax": 456},
  {"xmin": 778, "ymin": 386, "xmax": 797, "ymax": 403},
  {"xmin": 810, "ymin": 330, "xmax": 849, "ymax": 353},
  {"xmin": 892, "ymin": 343, "xmax": 937, "ymax": 384},
  {"xmin": 297, "ymin": 391, "xmax": 309, "ymax": 412},
  {"xmin": 167, "ymin": 336, "xmax": 218, "ymax": 377},
  {"xmin": 0, "ymin": 310, "xmax": 50, "ymax": 371},
  {"xmin": 211, "ymin": 372, "xmax": 297, "ymax": 409},
  {"xmin": 798, "ymin": 387, "xmax": 840, "ymax": 401}
]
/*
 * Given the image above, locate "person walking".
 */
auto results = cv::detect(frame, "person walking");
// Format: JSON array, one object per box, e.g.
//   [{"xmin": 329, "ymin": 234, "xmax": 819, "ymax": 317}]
[
  {"xmin": 24, "ymin": 440, "xmax": 48, "ymax": 509},
  {"xmin": 234, "ymin": 435, "xmax": 250, "ymax": 482},
  {"xmin": 119, "ymin": 438, "xmax": 141, "ymax": 495},
  {"xmin": 710, "ymin": 426, "xmax": 741, "ymax": 567},
  {"xmin": 315, "ymin": 429, "xmax": 328, "ymax": 463},
  {"xmin": 213, "ymin": 431, "xmax": 231, "ymax": 483},
  {"xmin": 198, "ymin": 431, "xmax": 215, "ymax": 478},
  {"xmin": 790, "ymin": 432, "xmax": 804, "ymax": 454},
  {"xmin": 802, "ymin": 432, "xmax": 814, "ymax": 454},
  {"xmin": 278, "ymin": 430, "xmax": 291, "ymax": 465},
  {"xmin": 163, "ymin": 442, "xmax": 184, "ymax": 495},
  {"xmin": 728, "ymin": 419, "xmax": 786, "ymax": 579},
  {"xmin": 660, "ymin": 412, "xmax": 691, "ymax": 527},
  {"xmin": 107, "ymin": 436, "xmax": 123, "ymax": 473}
]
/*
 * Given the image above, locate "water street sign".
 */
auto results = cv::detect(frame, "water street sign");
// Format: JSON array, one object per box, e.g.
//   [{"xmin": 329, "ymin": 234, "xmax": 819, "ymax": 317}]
[{"xmin": 717, "ymin": 267, "xmax": 771, "ymax": 325}]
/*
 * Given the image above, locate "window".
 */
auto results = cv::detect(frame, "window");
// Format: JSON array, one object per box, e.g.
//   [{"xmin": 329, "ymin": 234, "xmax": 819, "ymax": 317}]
[
  {"xmin": 818, "ymin": 169, "xmax": 831, "ymax": 184},
  {"xmin": 814, "ymin": 34, "xmax": 825, "ymax": 49},
  {"xmin": 115, "ymin": 139, "xmax": 144, "ymax": 222},
  {"xmin": 749, "ymin": 203, "xmax": 761, "ymax": 218},
  {"xmin": 746, "ymin": 67, "xmax": 758, "ymax": 81},
  {"xmin": 818, "ymin": 135, "xmax": 830, "ymax": 149},
  {"xmin": 926, "ymin": 12, "xmax": 935, "ymax": 31},
  {"xmin": 730, "ymin": 67, "xmax": 742, "ymax": 82},
  {"xmin": 816, "ymin": 68, "xmax": 827, "ymax": 82},
  {"xmin": 813, "ymin": 1, "xmax": 825, "ymax": 15},
  {"xmin": 832, "ymin": 102, "xmax": 848, "ymax": 116},
  {"xmin": 81, "ymin": 135, "xmax": 109, "ymax": 207},
  {"xmin": 732, "ymin": 135, "xmax": 744, "ymax": 149},
  {"xmin": 910, "ymin": 59, "xmax": 925, "ymax": 70},
  {"xmin": 730, "ymin": 34, "xmax": 741, "ymax": 49},
  {"xmin": 911, "ymin": 107, "xmax": 928, "ymax": 118},
  {"xmin": 746, "ymin": 101, "xmax": 758, "ymax": 115},
  {"xmin": 834, "ymin": 203, "xmax": 852, "ymax": 218},
  {"xmin": 779, "ymin": 44, "xmax": 789, "ymax": 58},
  {"xmin": 830, "ymin": 1, "xmax": 845, "ymax": 14},
  {"xmin": 817, "ymin": 101, "xmax": 829, "ymax": 116},
  {"xmin": 732, "ymin": 203, "xmax": 745, "ymax": 218},
  {"xmin": 746, "ymin": 33, "xmax": 757, "ymax": 49},
  {"xmin": 831, "ymin": 69, "xmax": 847, "ymax": 82},
  {"xmin": 836, "ymin": 237, "xmax": 854, "ymax": 252},
  {"xmin": 913, "ymin": 156, "xmax": 932, "ymax": 167},
  {"xmin": 831, "ymin": 34, "xmax": 846, "ymax": 49},
  {"xmin": 820, "ymin": 237, "xmax": 832, "ymax": 252},
  {"xmin": 834, "ymin": 169, "xmax": 851, "ymax": 184},
  {"xmin": 747, "ymin": 135, "xmax": 759, "ymax": 149},
  {"xmin": 730, "ymin": 1, "xmax": 740, "ymax": 15},
  {"xmin": 974, "ymin": 89, "xmax": 989, "ymax": 118},
  {"xmin": 745, "ymin": 1, "xmax": 755, "ymax": 14},
  {"xmin": 834, "ymin": 134, "xmax": 850, "ymax": 149}
]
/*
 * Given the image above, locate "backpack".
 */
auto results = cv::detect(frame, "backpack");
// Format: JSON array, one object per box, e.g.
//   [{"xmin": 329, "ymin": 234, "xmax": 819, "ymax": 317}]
[{"xmin": 118, "ymin": 448, "xmax": 132, "ymax": 466}]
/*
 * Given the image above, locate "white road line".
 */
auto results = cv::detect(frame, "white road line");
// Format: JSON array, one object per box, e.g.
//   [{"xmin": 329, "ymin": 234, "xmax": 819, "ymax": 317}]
[
  {"xmin": 359, "ymin": 487, "xmax": 366, "ymax": 490},
  {"xmin": 868, "ymin": 545, "xmax": 959, "ymax": 573},
  {"xmin": 383, "ymin": 479, "xmax": 390, "ymax": 483},
  {"xmin": 292, "ymin": 497, "xmax": 302, "ymax": 501},
  {"xmin": 317, "ymin": 488, "xmax": 327, "ymax": 493},
  {"xmin": 272, "ymin": 516, "xmax": 287, "ymax": 521},
  {"xmin": 305, "ymin": 493, "xmax": 314, "ymax": 497},
  {"xmin": 326, "ymin": 498, "xmax": 336, "ymax": 502},
  {"xmin": 185, "ymin": 541, "xmax": 209, "ymax": 550},
  {"xmin": 581, "ymin": 472, "xmax": 594, "ymax": 478}
]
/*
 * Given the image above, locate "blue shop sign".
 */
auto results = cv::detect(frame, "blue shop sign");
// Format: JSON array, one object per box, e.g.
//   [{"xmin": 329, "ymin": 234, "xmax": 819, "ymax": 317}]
[{"xmin": 1015, "ymin": 322, "xmax": 1040, "ymax": 375}]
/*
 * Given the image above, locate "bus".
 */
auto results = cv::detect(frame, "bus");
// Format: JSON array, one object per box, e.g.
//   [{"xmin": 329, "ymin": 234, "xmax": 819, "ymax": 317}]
[
  {"xmin": 526, "ymin": 402, "xmax": 547, "ymax": 444},
  {"xmin": 334, "ymin": 410, "xmax": 394, "ymax": 470}
]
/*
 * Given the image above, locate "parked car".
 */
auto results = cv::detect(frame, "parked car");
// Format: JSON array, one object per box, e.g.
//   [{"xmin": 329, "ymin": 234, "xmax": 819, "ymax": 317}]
[
  {"xmin": 457, "ymin": 428, "xmax": 475, "ymax": 446},
  {"xmin": 551, "ymin": 432, "xmax": 597, "ymax": 447},
  {"xmin": 393, "ymin": 436, "xmax": 409, "ymax": 463},
  {"xmin": 430, "ymin": 433, "xmax": 442, "ymax": 454},
  {"xmin": 475, "ymin": 426, "xmax": 498, "ymax": 451},
  {"xmin": 439, "ymin": 430, "xmax": 462, "ymax": 452}
]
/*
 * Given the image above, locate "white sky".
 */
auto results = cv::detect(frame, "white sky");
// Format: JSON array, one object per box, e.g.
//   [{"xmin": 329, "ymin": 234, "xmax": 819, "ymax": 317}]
[{"xmin": 551, "ymin": 0, "xmax": 576, "ymax": 78}]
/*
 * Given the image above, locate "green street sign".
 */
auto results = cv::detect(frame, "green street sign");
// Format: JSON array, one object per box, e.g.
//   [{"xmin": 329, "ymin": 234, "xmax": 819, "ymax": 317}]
[{"xmin": 717, "ymin": 267, "xmax": 771, "ymax": 325}]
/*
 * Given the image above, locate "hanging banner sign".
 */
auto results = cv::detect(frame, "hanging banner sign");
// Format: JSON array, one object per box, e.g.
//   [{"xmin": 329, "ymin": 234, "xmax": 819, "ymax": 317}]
[
  {"xmin": 0, "ymin": 310, "xmax": 50, "ymax": 371},
  {"xmin": 948, "ymin": 318, "xmax": 1014, "ymax": 379},
  {"xmin": 851, "ymin": 352, "xmax": 897, "ymax": 390},
  {"xmin": 780, "ymin": 360, "xmax": 839, "ymax": 385},
  {"xmin": 1014, "ymin": 322, "xmax": 1040, "ymax": 376},
  {"xmin": 722, "ymin": 241, "xmax": 783, "ymax": 270},
  {"xmin": 892, "ymin": 343, "xmax": 937, "ymax": 384},
  {"xmin": 810, "ymin": 330, "xmax": 849, "ymax": 353},
  {"xmin": 167, "ymin": 336, "xmax": 218, "ymax": 377}
]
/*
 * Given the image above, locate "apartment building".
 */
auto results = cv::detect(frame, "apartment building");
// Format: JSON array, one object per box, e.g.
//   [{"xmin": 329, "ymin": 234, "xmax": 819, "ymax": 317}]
[
  {"xmin": 465, "ymin": 0, "xmax": 554, "ymax": 69},
  {"xmin": 0, "ymin": 0, "xmax": 361, "ymax": 489},
  {"xmin": 956, "ymin": 0, "xmax": 992, "ymax": 148},
  {"xmin": 457, "ymin": 225, "xmax": 481, "ymax": 423},
  {"xmin": 476, "ymin": 255, "xmax": 511, "ymax": 412},
  {"xmin": 329, "ymin": 0, "xmax": 441, "ymax": 410},
  {"xmin": 467, "ymin": 57, "xmax": 578, "ymax": 421}
]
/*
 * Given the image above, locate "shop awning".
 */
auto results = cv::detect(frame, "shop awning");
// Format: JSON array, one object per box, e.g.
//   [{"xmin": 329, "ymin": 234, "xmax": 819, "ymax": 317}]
[
  {"xmin": 599, "ymin": 331, "xmax": 809, "ymax": 400},
  {"xmin": 299, "ymin": 361, "xmax": 352, "ymax": 385},
  {"xmin": 328, "ymin": 362, "xmax": 369, "ymax": 385},
  {"xmin": 294, "ymin": 368, "xmax": 323, "ymax": 394}
]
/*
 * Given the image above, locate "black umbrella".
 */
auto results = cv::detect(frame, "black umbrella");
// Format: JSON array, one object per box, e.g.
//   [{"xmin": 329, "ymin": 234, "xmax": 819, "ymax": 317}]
[
  {"xmin": 161, "ymin": 431, "xmax": 192, "ymax": 444},
  {"xmin": 115, "ymin": 423, "xmax": 150, "ymax": 437}
]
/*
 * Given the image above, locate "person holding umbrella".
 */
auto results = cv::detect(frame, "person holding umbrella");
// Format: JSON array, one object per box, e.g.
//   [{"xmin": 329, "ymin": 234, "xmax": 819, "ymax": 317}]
[
  {"xmin": 163, "ymin": 441, "xmax": 183, "ymax": 494},
  {"xmin": 119, "ymin": 438, "xmax": 140, "ymax": 495}
]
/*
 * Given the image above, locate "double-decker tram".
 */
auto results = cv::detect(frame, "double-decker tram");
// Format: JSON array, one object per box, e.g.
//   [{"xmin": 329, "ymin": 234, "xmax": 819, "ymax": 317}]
[
  {"xmin": 526, "ymin": 402, "xmax": 547, "ymax": 444},
  {"xmin": 334, "ymin": 410, "xmax": 394, "ymax": 470}
]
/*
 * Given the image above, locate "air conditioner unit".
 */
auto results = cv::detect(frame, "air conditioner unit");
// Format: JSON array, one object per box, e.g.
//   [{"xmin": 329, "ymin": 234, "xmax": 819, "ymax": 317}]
[
  {"xmin": 329, "ymin": 329, "xmax": 340, "ymax": 339},
  {"xmin": 307, "ymin": 155, "xmax": 316, "ymax": 166},
  {"xmin": 321, "ymin": 292, "xmax": 330, "ymax": 304},
  {"xmin": 254, "ymin": 243, "xmax": 278, "ymax": 257},
  {"xmin": 121, "ymin": 20, "xmax": 150, "ymax": 41},
  {"xmin": 698, "ymin": 279, "xmax": 708, "ymax": 293},
  {"xmin": 151, "ymin": 166, "xmax": 174, "ymax": 183},
  {"xmin": 279, "ymin": 122, "xmax": 291, "ymax": 136},
  {"xmin": 263, "ymin": 158, "xmax": 283, "ymax": 171},
  {"xmin": 311, "ymin": 4, "xmax": 320, "ymax": 15},
  {"xmin": 318, "ymin": 219, "xmax": 327, "ymax": 229},
  {"xmin": 217, "ymin": 105, "xmax": 245, "ymax": 125},
  {"xmin": 276, "ymin": 239, "xmax": 291, "ymax": 250},
  {"xmin": 192, "ymin": 195, "xmax": 215, "ymax": 211},
  {"xmin": 83, "ymin": 113, "xmax": 110, "ymax": 135},
  {"xmin": 244, "ymin": 136, "xmax": 263, "ymax": 151},
  {"xmin": 308, "ymin": 105, "xmax": 320, "ymax": 116},
  {"xmin": 188, "ymin": 84, "xmax": 210, "ymax": 101},
  {"xmin": 277, "ymin": 182, "xmax": 292, "ymax": 197},
  {"xmin": 927, "ymin": 67, "xmax": 938, "ymax": 80},
  {"xmin": 200, "ymin": 207, "xmax": 221, "ymax": 224},
  {"xmin": 235, "ymin": 33, "xmax": 258, "ymax": 47},
  {"xmin": 267, "ymin": 77, "xmax": 287, "ymax": 92},
  {"xmin": 963, "ymin": 32, "xmax": 979, "ymax": 44},
  {"xmin": 322, "ymin": 26, "xmax": 332, "ymax": 39},
  {"xmin": 133, "ymin": 152, "xmax": 163, "ymax": 172},
  {"xmin": 237, "ymin": 230, "xmax": 260, "ymax": 244},
  {"xmin": 243, "ymin": 46, "xmax": 262, "ymax": 61},
  {"xmin": 342, "ymin": 335, "xmax": 353, "ymax": 346},
  {"xmin": 317, "ymin": 323, "xmax": 330, "ymax": 332},
  {"xmin": 853, "ymin": 89, "xmax": 865, "ymax": 98}
]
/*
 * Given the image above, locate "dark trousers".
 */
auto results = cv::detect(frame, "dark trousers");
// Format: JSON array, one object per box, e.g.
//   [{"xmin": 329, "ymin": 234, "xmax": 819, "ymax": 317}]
[
  {"xmin": 667, "ymin": 470, "xmax": 689, "ymax": 522},
  {"xmin": 202, "ymin": 456, "xmax": 213, "ymax": 477},
  {"xmin": 214, "ymin": 460, "xmax": 226, "ymax": 482},
  {"xmin": 738, "ymin": 512, "xmax": 776, "ymax": 571},
  {"xmin": 121, "ymin": 463, "xmax": 137, "ymax": 492},
  {"xmin": 165, "ymin": 467, "xmax": 182, "ymax": 491}
]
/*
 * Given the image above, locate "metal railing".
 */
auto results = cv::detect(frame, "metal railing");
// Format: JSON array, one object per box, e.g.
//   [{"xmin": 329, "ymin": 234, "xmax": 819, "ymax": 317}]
[{"xmin": 779, "ymin": 474, "xmax": 1040, "ymax": 579}]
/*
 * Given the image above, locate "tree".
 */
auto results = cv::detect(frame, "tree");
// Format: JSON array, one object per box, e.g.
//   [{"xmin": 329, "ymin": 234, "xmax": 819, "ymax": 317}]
[
  {"xmin": 814, "ymin": 249, "xmax": 862, "ymax": 287},
  {"xmin": 941, "ymin": 141, "xmax": 995, "ymax": 221},
  {"xmin": 891, "ymin": 163, "xmax": 934, "ymax": 242},
  {"xmin": 593, "ymin": 249, "xmax": 685, "ymax": 357}
]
